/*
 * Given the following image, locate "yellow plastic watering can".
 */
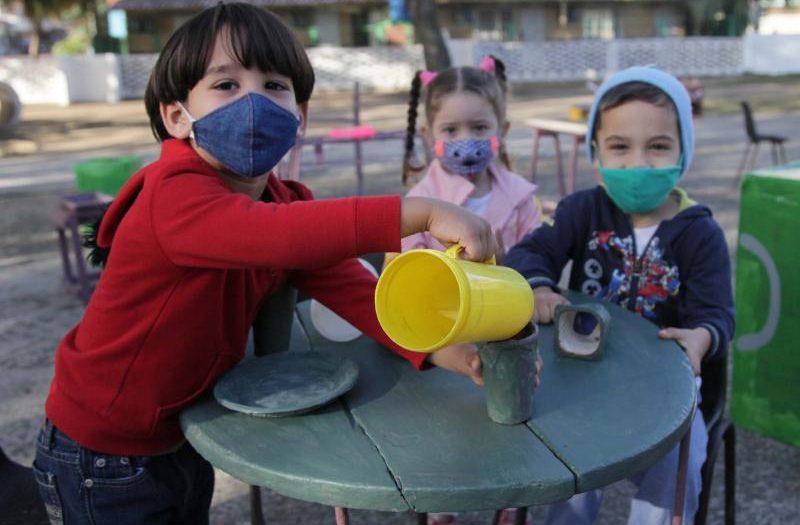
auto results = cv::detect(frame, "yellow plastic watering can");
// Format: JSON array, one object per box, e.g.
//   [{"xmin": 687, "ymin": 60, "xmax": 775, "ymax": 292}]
[{"xmin": 375, "ymin": 245, "xmax": 534, "ymax": 352}]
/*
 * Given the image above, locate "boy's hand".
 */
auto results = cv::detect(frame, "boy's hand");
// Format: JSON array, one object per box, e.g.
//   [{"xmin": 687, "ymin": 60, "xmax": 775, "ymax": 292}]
[
  {"xmin": 426, "ymin": 343, "xmax": 545, "ymax": 389},
  {"xmin": 401, "ymin": 197, "xmax": 496, "ymax": 262},
  {"xmin": 658, "ymin": 326, "xmax": 712, "ymax": 376},
  {"xmin": 532, "ymin": 286, "xmax": 570, "ymax": 324},
  {"xmin": 427, "ymin": 343, "xmax": 483, "ymax": 385}
]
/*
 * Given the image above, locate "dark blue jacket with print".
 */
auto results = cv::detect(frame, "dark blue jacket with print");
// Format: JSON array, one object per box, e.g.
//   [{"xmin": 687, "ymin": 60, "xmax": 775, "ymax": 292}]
[{"xmin": 505, "ymin": 186, "xmax": 735, "ymax": 361}]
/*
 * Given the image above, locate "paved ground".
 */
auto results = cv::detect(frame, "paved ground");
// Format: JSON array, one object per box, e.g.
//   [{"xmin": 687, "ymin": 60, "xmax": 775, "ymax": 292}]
[{"xmin": 1, "ymin": 77, "xmax": 800, "ymax": 524}]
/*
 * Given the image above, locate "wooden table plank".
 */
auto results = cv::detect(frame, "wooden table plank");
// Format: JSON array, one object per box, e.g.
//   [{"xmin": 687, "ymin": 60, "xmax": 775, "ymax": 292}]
[
  {"xmin": 183, "ymin": 296, "xmax": 694, "ymax": 514},
  {"xmin": 297, "ymin": 303, "xmax": 576, "ymax": 513},
  {"xmin": 181, "ymin": 316, "xmax": 411, "ymax": 512},
  {"xmin": 526, "ymin": 294, "xmax": 696, "ymax": 492}
]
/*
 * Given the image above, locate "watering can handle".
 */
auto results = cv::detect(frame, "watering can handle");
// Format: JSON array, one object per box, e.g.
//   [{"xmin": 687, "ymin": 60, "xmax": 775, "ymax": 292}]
[{"xmin": 445, "ymin": 245, "xmax": 497, "ymax": 265}]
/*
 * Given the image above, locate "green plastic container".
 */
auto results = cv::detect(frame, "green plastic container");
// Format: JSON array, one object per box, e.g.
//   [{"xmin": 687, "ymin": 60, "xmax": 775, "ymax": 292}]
[
  {"xmin": 74, "ymin": 155, "xmax": 142, "ymax": 196},
  {"xmin": 731, "ymin": 162, "xmax": 800, "ymax": 447}
]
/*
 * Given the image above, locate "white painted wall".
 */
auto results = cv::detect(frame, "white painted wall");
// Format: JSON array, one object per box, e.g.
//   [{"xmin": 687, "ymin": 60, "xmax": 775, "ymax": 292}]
[
  {"xmin": 308, "ymin": 44, "xmax": 424, "ymax": 90},
  {"xmin": 0, "ymin": 55, "xmax": 69, "ymax": 105},
  {"xmin": 0, "ymin": 54, "xmax": 120, "ymax": 105},
  {"xmin": 61, "ymin": 54, "xmax": 120, "ymax": 103},
  {"xmin": 744, "ymin": 33, "xmax": 800, "ymax": 74},
  {"xmin": 2, "ymin": 34, "xmax": 800, "ymax": 106},
  {"xmin": 758, "ymin": 13, "xmax": 800, "ymax": 35}
]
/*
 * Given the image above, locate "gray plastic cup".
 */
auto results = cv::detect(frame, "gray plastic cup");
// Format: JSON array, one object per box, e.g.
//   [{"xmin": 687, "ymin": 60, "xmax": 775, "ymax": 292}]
[{"xmin": 477, "ymin": 322, "xmax": 538, "ymax": 425}]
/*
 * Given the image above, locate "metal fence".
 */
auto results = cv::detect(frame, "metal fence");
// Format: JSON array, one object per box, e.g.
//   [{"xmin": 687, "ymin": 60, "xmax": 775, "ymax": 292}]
[
  {"xmin": 119, "ymin": 54, "xmax": 158, "ymax": 100},
  {"xmin": 117, "ymin": 44, "xmax": 425, "ymax": 100},
  {"xmin": 2, "ymin": 35, "xmax": 796, "ymax": 105},
  {"xmin": 470, "ymin": 37, "xmax": 743, "ymax": 81}
]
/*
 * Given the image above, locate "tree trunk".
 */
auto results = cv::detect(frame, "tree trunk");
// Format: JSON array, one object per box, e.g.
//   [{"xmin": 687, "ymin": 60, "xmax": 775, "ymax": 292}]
[
  {"xmin": 27, "ymin": 19, "xmax": 42, "ymax": 57},
  {"xmin": 407, "ymin": 0, "xmax": 451, "ymax": 70},
  {"xmin": 685, "ymin": 0, "xmax": 707, "ymax": 36}
]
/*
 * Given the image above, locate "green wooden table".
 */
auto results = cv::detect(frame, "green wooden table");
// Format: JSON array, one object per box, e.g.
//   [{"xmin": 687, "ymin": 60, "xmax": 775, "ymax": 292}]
[{"xmin": 181, "ymin": 294, "xmax": 696, "ymax": 523}]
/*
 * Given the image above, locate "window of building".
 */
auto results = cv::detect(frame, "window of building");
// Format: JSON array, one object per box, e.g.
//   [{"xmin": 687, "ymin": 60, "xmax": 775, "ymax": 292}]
[
  {"xmin": 474, "ymin": 7, "xmax": 516, "ymax": 41},
  {"xmin": 349, "ymin": 11, "xmax": 370, "ymax": 47},
  {"xmin": 581, "ymin": 8, "xmax": 615, "ymax": 40},
  {"xmin": 131, "ymin": 16, "xmax": 156, "ymax": 34}
]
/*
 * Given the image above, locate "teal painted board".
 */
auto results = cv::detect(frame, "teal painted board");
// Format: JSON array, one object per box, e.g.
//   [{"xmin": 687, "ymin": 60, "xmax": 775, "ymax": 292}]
[
  {"xmin": 181, "ymin": 396, "xmax": 410, "ymax": 511},
  {"xmin": 181, "ymin": 318, "xmax": 409, "ymax": 512},
  {"xmin": 732, "ymin": 165, "xmax": 800, "ymax": 447},
  {"xmin": 184, "ymin": 296, "xmax": 692, "ymax": 514},
  {"xmin": 213, "ymin": 352, "xmax": 359, "ymax": 417},
  {"xmin": 297, "ymin": 302, "xmax": 575, "ymax": 513},
  {"xmin": 526, "ymin": 293, "xmax": 696, "ymax": 492}
]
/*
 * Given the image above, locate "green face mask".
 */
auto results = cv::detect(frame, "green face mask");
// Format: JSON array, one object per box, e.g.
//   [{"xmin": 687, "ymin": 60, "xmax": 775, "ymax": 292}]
[{"xmin": 598, "ymin": 156, "xmax": 682, "ymax": 214}]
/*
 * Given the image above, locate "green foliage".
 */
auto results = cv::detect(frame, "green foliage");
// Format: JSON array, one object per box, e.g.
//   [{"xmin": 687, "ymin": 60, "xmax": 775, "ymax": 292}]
[
  {"xmin": 1, "ymin": 0, "xmax": 94, "ymax": 55},
  {"xmin": 686, "ymin": 0, "xmax": 751, "ymax": 36},
  {"xmin": 367, "ymin": 19, "xmax": 414, "ymax": 45},
  {"xmin": 52, "ymin": 25, "xmax": 89, "ymax": 55},
  {"xmin": 19, "ymin": 0, "xmax": 80, "ymax": 22}
]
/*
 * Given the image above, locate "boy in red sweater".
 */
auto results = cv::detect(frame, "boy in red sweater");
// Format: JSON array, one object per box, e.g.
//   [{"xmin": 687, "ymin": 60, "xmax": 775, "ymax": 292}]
[{"xmin": 33, "ymin": 4, "xmax": 498, "ymax": 524}]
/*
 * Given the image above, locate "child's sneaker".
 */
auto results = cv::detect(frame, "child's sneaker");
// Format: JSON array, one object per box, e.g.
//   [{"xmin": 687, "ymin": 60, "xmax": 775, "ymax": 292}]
[
  {"xmin": 427, "ymin": 513, "xmax": 458, "ymax": 525},
  {"xmin": 497, "ymin": 508, "xmax": 531, "ymax": 525}
]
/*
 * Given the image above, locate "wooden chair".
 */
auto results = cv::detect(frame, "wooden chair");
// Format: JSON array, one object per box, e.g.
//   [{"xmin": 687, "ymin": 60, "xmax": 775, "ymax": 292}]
[
  {"xmin": 736, "ymin": 101, "xmax": 788, "ymax": 184},
  {"xmin": 694, "ymin": 352, "xmax": 736, "ymax": 525},
  {"xmin": 53, "ymin": 192, "xmax": 113, "ymax": 302}
]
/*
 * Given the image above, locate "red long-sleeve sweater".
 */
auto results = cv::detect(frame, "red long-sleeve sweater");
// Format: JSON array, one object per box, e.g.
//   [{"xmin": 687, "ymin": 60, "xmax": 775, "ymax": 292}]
[{"xmin": 45, "ymin": 139, "xmax": 425, "ymax": 456}]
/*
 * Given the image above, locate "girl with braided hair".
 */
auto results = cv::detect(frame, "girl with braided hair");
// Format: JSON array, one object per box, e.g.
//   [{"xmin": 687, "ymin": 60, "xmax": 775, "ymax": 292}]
[
  {"xmin": 395, "ymin": 56, "xmax": 542, "ymax": 525},
  {"xmin": 397, "ymin": 56, "xmax": 542, "ymax": 267}
]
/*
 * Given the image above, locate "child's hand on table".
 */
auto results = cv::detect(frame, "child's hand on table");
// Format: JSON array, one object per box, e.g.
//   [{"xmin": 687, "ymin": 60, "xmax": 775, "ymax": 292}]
[
  {"xmin": 401, "ymin": 197, "xmax": 497, "ymax": 262},
  {"xmin": 532, "ymin": 286, "xmax": 570, "ymax": 324},
  {"xmin": 658, "ymin": 326, "xmax": 711, "ymax": 376},
  {"xmin": 427, "ymin": 343, "xmax": 544, "ymax": 388}
]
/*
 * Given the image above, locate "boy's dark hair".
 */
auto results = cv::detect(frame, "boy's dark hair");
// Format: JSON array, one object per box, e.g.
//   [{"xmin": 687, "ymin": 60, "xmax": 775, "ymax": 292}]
[
  {"xmin": 593, "ymin": 81, "xmax": 677, "ymax": 138},
  {"xmin": 144, "ymin": 2, "xmax": 315, "ymax": 142},
  {"xmin": 402, "ymin": 56, "xmax": 511, "ymax": 184}
]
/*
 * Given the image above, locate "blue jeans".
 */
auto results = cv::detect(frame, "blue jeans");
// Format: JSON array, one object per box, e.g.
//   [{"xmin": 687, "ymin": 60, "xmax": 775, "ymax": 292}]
[{"xmin": 33, "ymin": 420, "xmax": 214, "ymax": 525}]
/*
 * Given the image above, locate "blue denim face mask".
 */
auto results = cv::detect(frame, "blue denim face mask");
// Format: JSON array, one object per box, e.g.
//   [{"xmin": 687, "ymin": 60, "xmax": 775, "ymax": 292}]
[
  {"xmin": 179, "ymin": 93, "xmax": 299, "ymax": 178},
  {"xmin": 599, "ymin": 156, "xmax": 682, "ymax": 214},
  {"xmin": 434, "ymin": 137, "xmax": 498, "ymax": 177}
]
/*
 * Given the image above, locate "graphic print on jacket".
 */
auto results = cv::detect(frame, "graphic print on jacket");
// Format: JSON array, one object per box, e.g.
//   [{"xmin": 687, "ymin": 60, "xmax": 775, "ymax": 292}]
[{"xmin": 584, "ymin": 230, "xmax": 680, "ymax": 321}]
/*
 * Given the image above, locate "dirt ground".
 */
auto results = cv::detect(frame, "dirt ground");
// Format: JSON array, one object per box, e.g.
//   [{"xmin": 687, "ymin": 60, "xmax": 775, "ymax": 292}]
[{"xmin": 2, "ymin": 77, "xmax": 800, "ymax": 524}]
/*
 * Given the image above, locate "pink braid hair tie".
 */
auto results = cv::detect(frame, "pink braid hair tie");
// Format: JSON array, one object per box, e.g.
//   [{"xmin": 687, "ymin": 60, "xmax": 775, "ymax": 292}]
[
  {"xmin": 420, "ymin": 71, "xmax": 438, "ymax": 87},
  {"xmin": 479, "ymin": 56, "xmax": 496, "ymax": 74}
]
